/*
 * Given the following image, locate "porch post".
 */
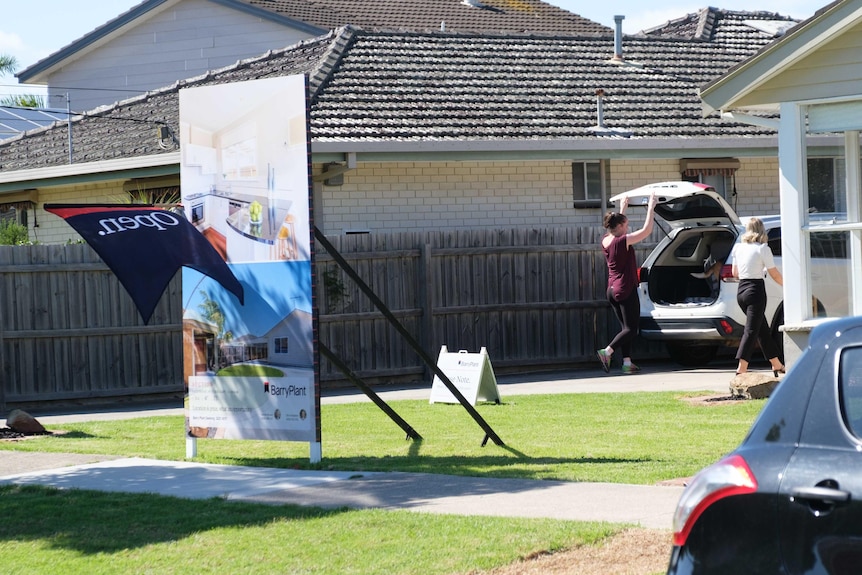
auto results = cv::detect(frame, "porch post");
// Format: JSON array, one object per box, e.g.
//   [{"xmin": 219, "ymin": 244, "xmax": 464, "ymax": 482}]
[{"xmin": 778, "ymin": 102, "xmax": 810, "ymax": 326}]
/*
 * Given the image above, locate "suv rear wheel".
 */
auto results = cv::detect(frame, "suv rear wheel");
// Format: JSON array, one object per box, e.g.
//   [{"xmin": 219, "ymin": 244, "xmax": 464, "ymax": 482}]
[{"xmin": 666, "ymin": 343, "xmax": 719, "ymax": 367}]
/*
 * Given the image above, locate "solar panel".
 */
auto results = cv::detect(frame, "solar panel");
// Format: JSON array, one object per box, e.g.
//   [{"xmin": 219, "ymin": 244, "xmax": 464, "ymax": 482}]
[{"xmin": 0, "ymin": 105, "xmax": 68, "ymax": 140}]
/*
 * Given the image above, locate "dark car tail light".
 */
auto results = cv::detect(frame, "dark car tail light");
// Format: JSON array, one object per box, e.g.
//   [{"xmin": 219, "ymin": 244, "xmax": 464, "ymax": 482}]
[
  {"xmin": 719, "ymin": 264, "xmax": 736, "ymax": 282},
  {"xmin": 672, "ymin": 454, "xmax": 757, "ymax": 546}
]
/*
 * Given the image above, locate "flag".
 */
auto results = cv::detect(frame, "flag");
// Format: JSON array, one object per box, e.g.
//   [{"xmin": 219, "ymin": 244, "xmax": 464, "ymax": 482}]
[{"xmin": 45, "ymin": 204, "xmax": 244, "ymax": 323}]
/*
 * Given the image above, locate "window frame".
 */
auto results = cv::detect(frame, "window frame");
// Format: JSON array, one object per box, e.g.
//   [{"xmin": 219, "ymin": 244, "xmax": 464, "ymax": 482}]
[{"xmin": 572, "ymin": 159, "xmax": 609, "ymax": 209}]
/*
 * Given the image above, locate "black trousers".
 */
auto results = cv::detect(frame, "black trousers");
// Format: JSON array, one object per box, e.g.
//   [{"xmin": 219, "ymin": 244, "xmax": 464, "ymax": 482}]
[
  {"xmin": 607, "ymin": 287, "xmax": 640, "ymax": 358},
  {"xmin": 736, "ymin": 279, "xmax": 780, "ymax": 362}
]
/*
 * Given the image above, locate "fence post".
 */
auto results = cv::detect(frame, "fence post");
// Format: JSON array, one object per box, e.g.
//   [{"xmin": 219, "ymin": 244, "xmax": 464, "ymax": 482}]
[
  {"xmin": 419, "ymin": 242, "xmax": 434, "ymax": 382},
  {"xmin": 0, "ymin": 296, "xmax": 5, "ymax": 415}
]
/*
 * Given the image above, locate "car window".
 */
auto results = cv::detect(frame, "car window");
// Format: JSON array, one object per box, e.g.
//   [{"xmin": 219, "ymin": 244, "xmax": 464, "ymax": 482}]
[
  {"xmin": 767, "ymin": 228, "xmax": 781, "ymax": 257},
  {"xmin": 673, "ymin": 236, "xmax": 700, "ymax": 258},
  {"xmin": 839, "ymin": 346, "xmax": 862, "ymax": 438},
  {"xmin": 654, "ymin": 195, "xmax": 729, "ymax": 221}
]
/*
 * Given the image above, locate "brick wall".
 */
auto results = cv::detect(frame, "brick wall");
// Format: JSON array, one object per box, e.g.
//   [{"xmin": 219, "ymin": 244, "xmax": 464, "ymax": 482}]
[
  {"xmin": 315, "ymin": 158, "xmax": 783, "ymax": 235},
  {"xmin": 733, "ymin": 156, "xmax": 781, "ymax": 217}
]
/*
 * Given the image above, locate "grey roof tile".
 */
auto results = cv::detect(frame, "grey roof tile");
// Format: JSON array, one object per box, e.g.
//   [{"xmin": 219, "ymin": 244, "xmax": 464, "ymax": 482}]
[
  {"xmin": 241, "ymin": 0, "xmax": 611, "ymax": 36},
  {"xmin": 0, "ymin": 24, "xmax": 781, "ymax": 173},
  {"xmin": 641, "ymin": 7, "xmax": 799, "ymax": 43}
]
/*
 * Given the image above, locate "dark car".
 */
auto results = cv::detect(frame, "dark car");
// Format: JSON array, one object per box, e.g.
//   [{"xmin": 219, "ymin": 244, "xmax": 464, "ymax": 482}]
[{"xmin": 667, "ymin": 315, "xmax": 862, "ymax": 574}]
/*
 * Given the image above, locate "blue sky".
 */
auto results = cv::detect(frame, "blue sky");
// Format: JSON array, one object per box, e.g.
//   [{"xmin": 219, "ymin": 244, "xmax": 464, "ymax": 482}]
[{"xmin": 0, "ymin": 0, "xmax": 831, "ymax": 99}]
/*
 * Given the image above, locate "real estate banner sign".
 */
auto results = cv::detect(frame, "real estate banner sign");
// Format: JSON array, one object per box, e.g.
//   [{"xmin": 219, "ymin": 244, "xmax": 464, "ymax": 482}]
[{"xmin": 179, "ymin": 75, "xmax": 319, "ymax": 457}]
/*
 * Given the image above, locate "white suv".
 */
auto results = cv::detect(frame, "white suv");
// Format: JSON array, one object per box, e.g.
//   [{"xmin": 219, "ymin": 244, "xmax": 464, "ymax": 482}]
[{"xmin": 610, "ymin": 181, "xmax": 850, "ymax": 366}]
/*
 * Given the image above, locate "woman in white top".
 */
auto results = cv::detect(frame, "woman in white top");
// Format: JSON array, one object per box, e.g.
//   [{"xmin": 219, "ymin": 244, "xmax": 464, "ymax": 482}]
[{"xmin": 731, "ymin": 217, "xmax": 785, "ymax": 376}]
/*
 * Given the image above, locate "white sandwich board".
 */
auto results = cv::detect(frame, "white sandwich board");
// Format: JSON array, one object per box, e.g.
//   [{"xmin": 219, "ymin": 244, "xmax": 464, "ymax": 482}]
[{"xmin": 429, "ymin": 346, "xmax": 501, "ymax": 405}]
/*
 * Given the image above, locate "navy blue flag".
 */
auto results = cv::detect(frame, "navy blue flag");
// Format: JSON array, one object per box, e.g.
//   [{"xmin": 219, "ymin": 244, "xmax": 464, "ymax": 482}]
[{"xmin": 45, "ymin": 204, "xmax": 244, "ymax": 324}]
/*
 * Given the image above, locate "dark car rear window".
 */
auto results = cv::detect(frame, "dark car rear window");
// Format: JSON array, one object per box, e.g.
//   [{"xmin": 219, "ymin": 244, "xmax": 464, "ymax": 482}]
[
  {"xmin": 654, "ymin": 195, "xmax": 727, "ymax": 221},
  {"xmin": 839, "ymin": 346, "xmax": 862, "ymax": 438}
]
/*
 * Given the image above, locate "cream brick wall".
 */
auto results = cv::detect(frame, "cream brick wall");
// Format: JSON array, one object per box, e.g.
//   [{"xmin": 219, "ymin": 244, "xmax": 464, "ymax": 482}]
[
  {"xmin": 320, "ymin": 160, "xmax": 600, "ymax": 234},
  {"xmin": 316, "ymin": 157, "xmax": 784, "ymax": 235},
  {"xmin": 732, "ymin": 156, "xmax": 781, "ymax": 217}
]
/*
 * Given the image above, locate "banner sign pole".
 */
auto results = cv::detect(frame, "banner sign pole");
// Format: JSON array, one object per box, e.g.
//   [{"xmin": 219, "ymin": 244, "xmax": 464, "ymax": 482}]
[{"xmin": 179, "ymin": 75, "xmax": 320, "ymax": 461}]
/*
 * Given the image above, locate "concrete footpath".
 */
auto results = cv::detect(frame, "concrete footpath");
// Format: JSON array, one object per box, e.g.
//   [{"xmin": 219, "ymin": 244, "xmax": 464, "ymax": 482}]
[{"xmin": 0, "ymin": 361, "xmax": 742, "ymax": 530}]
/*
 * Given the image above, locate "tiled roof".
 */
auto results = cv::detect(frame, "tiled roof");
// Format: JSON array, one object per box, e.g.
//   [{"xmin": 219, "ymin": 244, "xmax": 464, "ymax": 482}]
[
  {"xmin": 240, "ymin": 0, "xmax": 611, "ymax": 36},
  {"xmin": 17, "ymin": 0, "xmax": 609, "ymax": 85},
  {"xmin": 0, "ymin": 25, "xmax": 782, "ymax": 173},
  {"xmin": 641, "ymin": 7, "xmax": 799, "ymax": 45}
]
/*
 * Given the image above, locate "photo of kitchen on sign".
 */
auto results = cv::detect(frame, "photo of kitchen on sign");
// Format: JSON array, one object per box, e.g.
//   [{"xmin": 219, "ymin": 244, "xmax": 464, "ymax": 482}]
[{"xmin": 178, "ymin": 75, "xmax": 311, "ymax": 264}]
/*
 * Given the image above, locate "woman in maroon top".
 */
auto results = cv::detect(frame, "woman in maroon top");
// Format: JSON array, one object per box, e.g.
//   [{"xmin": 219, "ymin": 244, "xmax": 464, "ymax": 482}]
[{"xmin": 597, "ymin": 191, "xmax": 658, "ymax": 374}]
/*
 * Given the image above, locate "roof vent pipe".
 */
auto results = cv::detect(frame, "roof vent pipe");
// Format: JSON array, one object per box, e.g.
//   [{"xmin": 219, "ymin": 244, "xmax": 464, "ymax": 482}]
[
  {"xmin": 613, "ymin": 15, "xmax": 624, "ymax": 61},
  {"xmin": 595, "ymin": 88, "xmax": 606, "ymax": 128}
]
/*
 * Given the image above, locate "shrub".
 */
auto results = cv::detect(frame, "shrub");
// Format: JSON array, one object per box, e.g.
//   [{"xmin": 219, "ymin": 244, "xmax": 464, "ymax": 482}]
[{"xmin": 0, "ymin": 220, "xmax": 31, "ymax": 245}]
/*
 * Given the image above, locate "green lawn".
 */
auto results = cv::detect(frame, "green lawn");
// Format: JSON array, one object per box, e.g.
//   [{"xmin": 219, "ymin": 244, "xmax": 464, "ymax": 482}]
[
  {"xmin": 0, "ymin": 392, "xmax": 764, "ymax": 574},
  {"xmin": 3, "ymin": 392, "xmax": 764, "ymax": 484},
  {"xmin": 217, "ymin": 363, "xmax": 285, "ymax": 377},
  {"xmin": 0, "ymin": 483, "xmax": 617, "ymax": 575}
]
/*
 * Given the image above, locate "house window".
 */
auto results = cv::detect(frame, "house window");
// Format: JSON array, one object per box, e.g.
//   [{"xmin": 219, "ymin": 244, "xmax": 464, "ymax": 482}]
[
  {"xmin": 0, "ymin": 201, "xmax": 32, "ymax": 244},
  {"xmin": 0, "ymin": 205, "xmax": 23, "ymax": 226},
  {"xmin": 572, "ymin": 160, "xmax": 608, "ymax": 208},
  {"xmin": 274, "ymin": 337, "xmax": 289, "ymax": 354},
  {"xmin": 123, "ymin": 176, "xmax": 181, "ymax": 208},
  {"xmin": 680, "ymin": 158, "xmax": 739, "ymax": 200},
  {"xmin": 807, "ymin": 157, "xmax": 847, "ymax": 213}
]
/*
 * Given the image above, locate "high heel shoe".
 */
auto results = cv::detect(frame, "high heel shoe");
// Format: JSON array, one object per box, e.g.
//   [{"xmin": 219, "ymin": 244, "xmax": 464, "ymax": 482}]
[{"xmin": 773, "ymin": 367, "xmax": 786, "ymax": 377}]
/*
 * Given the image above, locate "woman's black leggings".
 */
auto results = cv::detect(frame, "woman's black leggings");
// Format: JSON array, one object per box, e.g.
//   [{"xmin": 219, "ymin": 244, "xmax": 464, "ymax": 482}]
[
  {"xmin": 607, "ymin": 287, "xmax": 640, "ymax": 358},
  {"xmin": 736, "ymin": 279, "xmax": 780, "ymax": 362}
]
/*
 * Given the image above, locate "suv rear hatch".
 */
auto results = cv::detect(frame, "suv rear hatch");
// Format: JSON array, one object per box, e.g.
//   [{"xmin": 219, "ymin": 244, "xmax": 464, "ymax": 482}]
[
  {"xmin": 609, "ymin": 181, "xmax": 740, "ymax": 229},
  {"xmin": 610, "ymin": 181, "xmax": 741, "ymax": 307}
]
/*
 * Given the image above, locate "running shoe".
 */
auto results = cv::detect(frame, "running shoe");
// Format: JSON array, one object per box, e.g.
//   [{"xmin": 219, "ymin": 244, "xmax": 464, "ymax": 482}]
[
  {"xmin": 596, "ymin": 349, "xmax": 611, "ymax": 373},
  {"xmin": 621, "ymin": 363, "xmax": 641, "ymax": 375}
]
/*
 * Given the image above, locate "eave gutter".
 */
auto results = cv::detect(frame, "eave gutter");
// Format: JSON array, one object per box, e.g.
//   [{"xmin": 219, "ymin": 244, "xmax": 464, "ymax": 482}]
[
  {"xmin": 309, "ymin": 135, "xmax": 843, "ymax": 162},
  {"xmin": 0, "ymin": 134, "xmax": 847, "ymax": 194},
  {"xmin": 0, "ymin": 153, "xmax": 180, "ymax": 193},
  {"xmin": 311, "ymin": 137, "xmax": 787, "ymax": 154}
]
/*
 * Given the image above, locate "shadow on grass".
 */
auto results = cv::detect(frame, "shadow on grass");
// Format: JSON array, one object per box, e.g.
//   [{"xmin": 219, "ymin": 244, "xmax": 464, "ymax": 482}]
[
  {"xmin": 215, "ymin": 453, "xmax": 652, "ymax": 480},
  {"xmin": 51, "ymin": 430, "xmax": 97, "ymax": 439},
  {"xmin": 0, "ymin": 484, "xmax": 342, "ymax": 554}
]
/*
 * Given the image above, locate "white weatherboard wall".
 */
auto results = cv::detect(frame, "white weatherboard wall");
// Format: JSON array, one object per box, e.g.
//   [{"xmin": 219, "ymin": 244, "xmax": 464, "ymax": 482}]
[
  {"xmin": 46, "ymin": 0, "xmax": 315, "ymax": 112},
  {"xmin": 32, "ymin": 181, "xmax": 127, "ymax": 244}
]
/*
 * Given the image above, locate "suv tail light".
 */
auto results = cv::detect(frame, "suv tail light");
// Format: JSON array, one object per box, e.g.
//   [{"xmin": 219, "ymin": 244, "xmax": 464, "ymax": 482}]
[
  {"xmin": 719, "ymin": 264, "xmax": 736, "ymax": 282},
  {"xmin": 637, "ymin": 267, "xmax": 648, "ymax": 283},
  {"xmin": 672, "ymin": 454, "xmax": 757, "ymax": 546}
]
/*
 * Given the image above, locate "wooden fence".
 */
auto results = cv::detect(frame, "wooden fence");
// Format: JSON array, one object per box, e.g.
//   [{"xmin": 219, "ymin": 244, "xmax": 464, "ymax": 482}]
[
  {"xmin": 316, "ymin": 228, "xmax": 662, "ymax": 385},
  {"xmin": 0, "ymin": 244, "xmax": 183, "ymax": 410},
  {"xmin": 0, "ymin": 228, "xmax": 663, "ymax": 410}
]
